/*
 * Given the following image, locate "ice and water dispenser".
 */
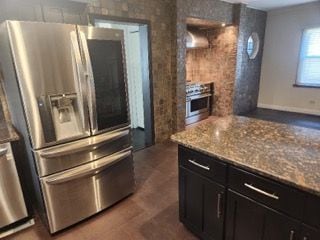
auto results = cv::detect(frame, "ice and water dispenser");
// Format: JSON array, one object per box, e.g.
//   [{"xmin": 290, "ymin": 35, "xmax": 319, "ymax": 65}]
[{"xmin": 38, "ymin": 93, "xmax": 83, "ymax": 143}]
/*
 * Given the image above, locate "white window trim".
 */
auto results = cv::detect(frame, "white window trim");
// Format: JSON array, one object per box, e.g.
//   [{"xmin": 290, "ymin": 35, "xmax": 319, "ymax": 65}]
[{"xmin": 295, "ymin": 27, "xmax": 320, "ymax": 88}]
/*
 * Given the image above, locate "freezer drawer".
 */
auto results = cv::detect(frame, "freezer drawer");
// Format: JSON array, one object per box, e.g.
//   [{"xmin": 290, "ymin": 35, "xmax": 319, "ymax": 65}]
[
  {"xmin": 34, "ymin": 127, "xmax": 131, "ymax": 177},
  {"xmin": 0, "ymin": 143, "xmax": 28, "ymax": 228},
  {"xmin": 40, "ymin": 148, "xmax": 135, "ymax": 233}
]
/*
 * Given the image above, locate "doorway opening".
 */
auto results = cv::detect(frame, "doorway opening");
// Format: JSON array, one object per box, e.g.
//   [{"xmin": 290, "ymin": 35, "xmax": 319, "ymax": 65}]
[{"xmin": 92, "ymin": 16, "xmax": 154, "ymax": 151}]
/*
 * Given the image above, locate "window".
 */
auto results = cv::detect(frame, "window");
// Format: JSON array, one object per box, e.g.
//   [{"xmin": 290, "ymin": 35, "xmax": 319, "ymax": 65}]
[{"xmin": 296, "ymin": 27, "xmax": 320, "ymax": 87}]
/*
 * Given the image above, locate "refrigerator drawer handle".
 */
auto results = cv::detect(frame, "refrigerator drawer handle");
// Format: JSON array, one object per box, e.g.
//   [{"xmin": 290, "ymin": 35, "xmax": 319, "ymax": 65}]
[
  {"xmin": 44, "ymin": 149, "xmax": 132, "ymax": 185},
  {"xmin": 0, "ymin": 147, "xmax": 8, "ymax": 157},
  {"xmin": 39, "ymin": 129, "xmax": 129, "ymax": 159}
]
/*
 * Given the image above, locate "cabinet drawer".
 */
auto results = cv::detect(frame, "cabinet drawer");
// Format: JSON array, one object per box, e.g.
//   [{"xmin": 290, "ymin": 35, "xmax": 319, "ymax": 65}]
[
  {"xmin": 178, "ymin": 146, "xmax": 227, "ymax": 185},
  {"xmin": 229, "ymin": 166, "xmax": 305, "ymax": 219},
  {"xmin": 304, "ymin": 194, "xmax": 320, "ymax": 229}
]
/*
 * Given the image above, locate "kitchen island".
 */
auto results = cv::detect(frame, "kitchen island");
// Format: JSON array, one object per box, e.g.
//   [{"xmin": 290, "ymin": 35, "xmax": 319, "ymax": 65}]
[
  {"xmin": 0, "ymin": 121, "xmax": 19, "ymax": 144},
  {"xmin": 171, "ymin": 116, "xmax": 320, "ymax": 240}
]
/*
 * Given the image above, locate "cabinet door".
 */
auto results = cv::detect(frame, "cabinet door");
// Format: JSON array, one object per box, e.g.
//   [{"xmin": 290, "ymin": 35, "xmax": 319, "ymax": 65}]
[
  {"xmin": 179, "ymin": 167, "xmax": 225, "ymax": 240},
  {"xmin": 226, "ymin": 190, "xmax": 300, "ymax": 240},
  {"xmin": 300, "ymin": 225, "xmax": 320, "ymax": 240},
  {"xmin": 263, "ymin": 209, "xmax": 300, "ymax": 240}
]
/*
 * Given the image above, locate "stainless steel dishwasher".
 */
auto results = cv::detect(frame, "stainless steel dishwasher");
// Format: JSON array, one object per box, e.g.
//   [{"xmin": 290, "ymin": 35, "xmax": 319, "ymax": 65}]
[{"xmin": 0, "ymin": 142, "xmax": 28, "ymax": 229}]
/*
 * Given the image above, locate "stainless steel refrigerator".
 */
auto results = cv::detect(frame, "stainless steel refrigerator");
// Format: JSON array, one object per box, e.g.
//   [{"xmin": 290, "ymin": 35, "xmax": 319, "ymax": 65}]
[{"xmin": 0, "ymin": 21, "xmax": 135, "ymax": 233}]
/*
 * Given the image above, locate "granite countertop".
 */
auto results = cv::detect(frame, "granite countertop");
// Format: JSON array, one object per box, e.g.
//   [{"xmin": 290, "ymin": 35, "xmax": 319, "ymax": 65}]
[
  {"xmin": 171, "ymin": 116, "xmax": 320, "ymax": 197},
  {"xmin": 0, "ymin": 121, "xmax": 19, "ymax": 144}
]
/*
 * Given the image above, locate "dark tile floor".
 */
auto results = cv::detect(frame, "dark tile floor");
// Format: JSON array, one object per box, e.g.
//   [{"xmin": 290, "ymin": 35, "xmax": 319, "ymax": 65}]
[
  {"xmin": 243, "ymin": 108, "xmax": 320, "ymax": 130},
  {"xmin": 5, "ymin": 143, "xmax": 196, "ymax": 240}
]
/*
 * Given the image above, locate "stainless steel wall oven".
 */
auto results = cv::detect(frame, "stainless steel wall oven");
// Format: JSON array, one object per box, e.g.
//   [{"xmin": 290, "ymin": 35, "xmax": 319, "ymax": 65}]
[{"xmin": 186, "ymin": 83, "xmax": 212, "ymax": 125}]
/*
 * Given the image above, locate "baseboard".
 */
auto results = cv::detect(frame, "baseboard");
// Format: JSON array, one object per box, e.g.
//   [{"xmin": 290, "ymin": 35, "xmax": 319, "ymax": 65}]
[
  {"xmin": 257, "ymin": 103, "xmax": 320, "ymax": 116},
  {"xmin": 0, "ymin": 219, "xmax": 34, "ymax": 239}
]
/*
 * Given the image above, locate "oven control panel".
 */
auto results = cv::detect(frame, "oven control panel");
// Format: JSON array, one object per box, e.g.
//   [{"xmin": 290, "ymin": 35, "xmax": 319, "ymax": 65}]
[{"xmin": 186, "ymin": 83, "xmax": 212, "ymax": 97}]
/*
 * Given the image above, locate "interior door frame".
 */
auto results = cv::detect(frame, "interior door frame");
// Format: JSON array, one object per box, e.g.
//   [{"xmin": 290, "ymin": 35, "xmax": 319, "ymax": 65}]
[{"xmin": 88, "ymin": 14, "xmax": 155, "ymax": 148}]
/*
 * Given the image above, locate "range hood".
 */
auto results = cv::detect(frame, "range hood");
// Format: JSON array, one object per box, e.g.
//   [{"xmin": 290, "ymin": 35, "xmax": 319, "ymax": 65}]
[{"xmin": 186, "ymin": 29, "xmax": 209, "ymax": 49}]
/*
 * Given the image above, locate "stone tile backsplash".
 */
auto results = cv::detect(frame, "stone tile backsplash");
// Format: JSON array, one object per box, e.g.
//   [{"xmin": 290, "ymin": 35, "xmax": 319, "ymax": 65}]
[{"xmin": 186, "ymin": 26, "xmax": 238, "ymax": 116}]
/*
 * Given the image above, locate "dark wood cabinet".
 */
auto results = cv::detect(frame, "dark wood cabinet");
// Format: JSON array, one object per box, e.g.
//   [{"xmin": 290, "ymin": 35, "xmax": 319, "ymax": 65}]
[
  {"xmin": 304, "ymin": 194, "xmax": 320, "ymax": 229},
  {"xmin": 226, "ymin": 190, "xmax": 300, "ymax": 240},
  {"xmin": 229, "ymin": 166, "xmax": 305, "ymax": 219},
  {"xmin": 179, "ymin": 167, "xmax": 225, "ymax": 240},
  {"xmin": 179, "ymin": 146, "xmax": 227, "ymax": 185},
  {"xmin": 300, "ymin": 225, "xmax": 320, "ymax": 240},
  {"xmin": 178, "ymin": 145, "xmax": 320, "ymax": 240}
]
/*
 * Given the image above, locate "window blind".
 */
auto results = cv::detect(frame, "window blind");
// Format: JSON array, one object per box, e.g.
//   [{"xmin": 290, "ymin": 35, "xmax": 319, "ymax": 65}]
[{"xmin": 297, "ymin": 27, "xmax": 320, "ymax": 86}]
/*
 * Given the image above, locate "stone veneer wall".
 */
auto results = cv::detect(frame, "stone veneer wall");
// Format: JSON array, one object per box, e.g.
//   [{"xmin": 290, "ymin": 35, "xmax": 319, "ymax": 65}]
[
  {"xmin": 176, "ymin": 1, "xmax": 267, "ymax": 130},
  {"xmin": 0, "ymin": 0, "xmax": 175, "ymax": 143},
  {"xmin": 186, "ymin": 26, "xmax": 238, "ymax": 116},
  {"xmin": 175, "ymin": 0, "xmax": 235, "ymax": 132},
  {"xmin": 233, "ymin": 5, "xmax": 267, "ymax": 114}
]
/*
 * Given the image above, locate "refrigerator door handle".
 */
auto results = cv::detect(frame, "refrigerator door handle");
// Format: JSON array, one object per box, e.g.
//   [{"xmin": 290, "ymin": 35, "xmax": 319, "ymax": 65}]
[
  {"xmin": 39, "ymin": 128, "xmax": 130, "ymax": 159},
  {"xmin": 0, "ymin": 147, "xmax": 8, "ymax": 157},
  {"xmin": 43, "ymin": 149, "xmax": 132, "ymax": 184},
  {"xmin": 70, "ymin": 31, "xmax": 89, "ymax": 134},
  {"xmin": 78, "ymin": 31, "xmax": 98, "ymax": 134}
]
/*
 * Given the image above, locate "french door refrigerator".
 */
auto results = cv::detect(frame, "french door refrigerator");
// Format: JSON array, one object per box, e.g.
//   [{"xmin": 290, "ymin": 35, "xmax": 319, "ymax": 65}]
[{"xmin": 0, "ymin": 21, "xmax": 135, "ymax": 233}]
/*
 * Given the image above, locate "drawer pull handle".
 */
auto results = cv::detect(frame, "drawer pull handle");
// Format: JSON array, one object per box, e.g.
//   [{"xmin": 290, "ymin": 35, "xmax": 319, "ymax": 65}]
[
  {"xmin": 188, "ymin": 159, "xmax": 210, "ymax": 171},
  {"xmin": 217, "ymin": 193, "xmax": 223, "ymax": 219},
  {"xmin": 303, "ymin": 237, "xmax": 308, "ymax": 240},
  {"xmin": 289, "ymin": 230, "xmax": 295, "ymax": 240},
  {"xmin": 244, "ymin": 183, "xmax": 279, "ymax": 200}
]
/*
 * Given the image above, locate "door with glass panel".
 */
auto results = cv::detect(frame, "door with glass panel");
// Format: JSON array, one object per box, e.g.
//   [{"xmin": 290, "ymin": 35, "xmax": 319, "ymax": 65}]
[{"xmin": 77, "ymin": 26, "xmax": 130, "ymax": 135}]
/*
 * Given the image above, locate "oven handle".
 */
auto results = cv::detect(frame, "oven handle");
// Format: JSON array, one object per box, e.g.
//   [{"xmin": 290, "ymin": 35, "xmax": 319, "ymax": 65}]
[
  {"xmin": 43, "ymin": 148, "xmax": 132, "ymax": 185},
  {"xmin": 38, "ymin": 128, "xmax": 129, "ymax": 159},
  {"xmin": 187, "ymin": 93, "xmax": 212, "ymax": 101}
]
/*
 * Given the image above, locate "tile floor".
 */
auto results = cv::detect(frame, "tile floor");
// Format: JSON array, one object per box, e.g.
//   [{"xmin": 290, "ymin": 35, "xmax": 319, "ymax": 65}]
[
  {"xmin": 132, "ymin": 128, "xmax": 147, "ymax": 151},
  {"xmin": 244, "ymin": 108, "xmax": 320, "ymax": 130},
  {"xmin": 5, "ymin": 143, "xmax": 196, "ymax": 240}
]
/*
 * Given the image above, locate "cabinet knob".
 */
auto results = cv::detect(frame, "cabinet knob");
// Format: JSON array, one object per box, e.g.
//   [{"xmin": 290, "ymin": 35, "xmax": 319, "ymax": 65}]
[{"xmin": 303, "ymin": 237, "xmax": 308, "ymax": 240}]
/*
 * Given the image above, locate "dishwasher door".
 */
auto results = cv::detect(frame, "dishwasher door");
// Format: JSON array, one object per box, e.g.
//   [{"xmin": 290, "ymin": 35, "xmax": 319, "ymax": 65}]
[
  {"xmin": 40, "ymin": 148, "xmax": 135, "ymax": 233},
  {"xmin": 0, "ymin": 143, "xmax": 28, "ymax": 228}
]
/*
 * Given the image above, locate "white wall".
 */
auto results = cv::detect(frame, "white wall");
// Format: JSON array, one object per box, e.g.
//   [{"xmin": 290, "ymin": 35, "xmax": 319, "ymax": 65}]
[
  {"xmin": 258, "ymin": 2, "xmax": 320, "ymax": 115},
  {"xmin": 125, "ymin": 26, "xmax": 145, "ymax": 129}
]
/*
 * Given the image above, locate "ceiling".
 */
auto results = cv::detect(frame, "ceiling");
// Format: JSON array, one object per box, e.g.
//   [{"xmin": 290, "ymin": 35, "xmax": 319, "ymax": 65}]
[{"xmin": 223, "ymin": 0, "xmax": 318, "ymax": 10}]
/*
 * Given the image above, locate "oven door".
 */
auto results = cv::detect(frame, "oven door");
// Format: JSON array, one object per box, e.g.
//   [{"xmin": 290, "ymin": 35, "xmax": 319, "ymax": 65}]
[{"xmin": 186, "ymin": 93, "xmax": 211, "ymax": 117}]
